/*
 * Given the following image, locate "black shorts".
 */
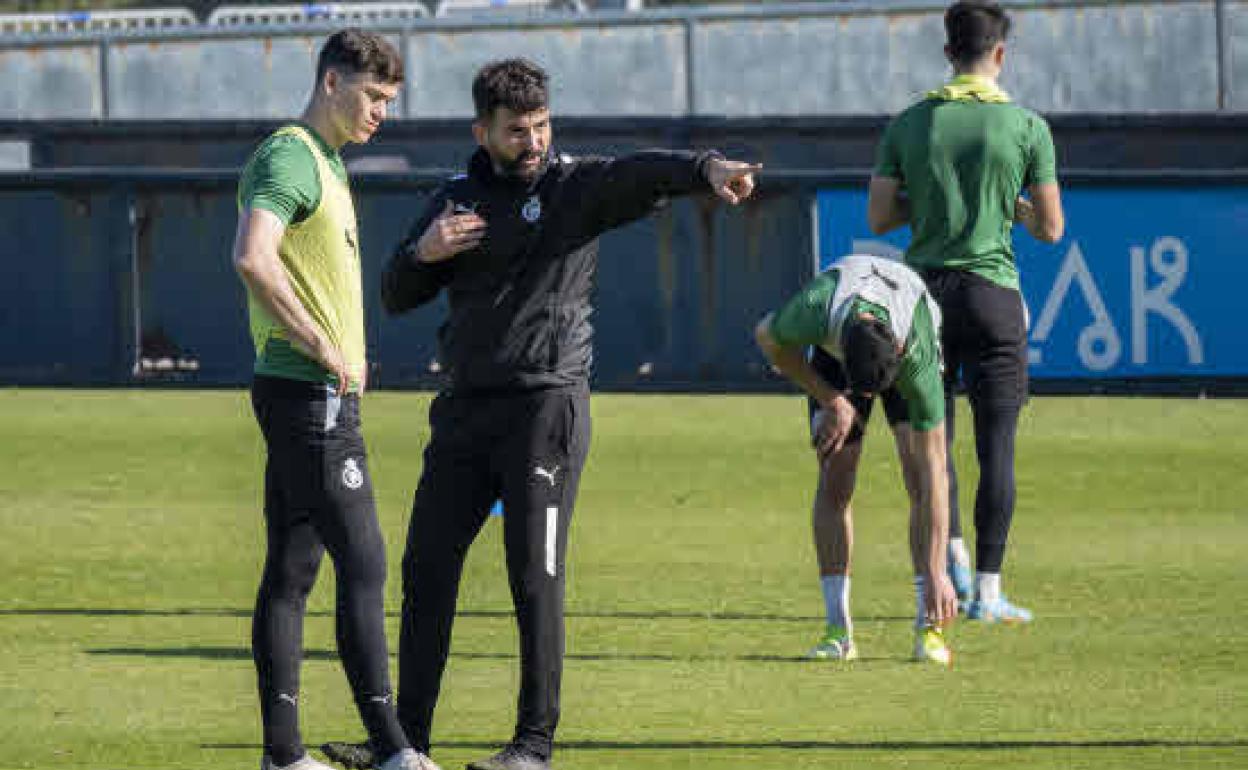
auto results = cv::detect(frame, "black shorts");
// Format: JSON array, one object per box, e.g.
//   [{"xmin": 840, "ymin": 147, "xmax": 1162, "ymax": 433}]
[
  {"xmin": 921, "ymin": 268, "xmax": 1028, "ymax": 409},
  {"xmin": 805, "ymin": 346, "xmax": 908, "ymax": 445}
]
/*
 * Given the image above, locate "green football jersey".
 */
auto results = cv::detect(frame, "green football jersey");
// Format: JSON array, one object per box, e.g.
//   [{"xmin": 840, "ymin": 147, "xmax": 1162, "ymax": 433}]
[
  {"xmin": 237, "ymin": 124, "xmax": 364, "ymax": 387},
  {"xmin": 768, "ymin": 256, "xmax": 945, "ymax": 431},
  {"xmin": 875, "ymin": 77, "xmax": 1058, "ymax": 290}
]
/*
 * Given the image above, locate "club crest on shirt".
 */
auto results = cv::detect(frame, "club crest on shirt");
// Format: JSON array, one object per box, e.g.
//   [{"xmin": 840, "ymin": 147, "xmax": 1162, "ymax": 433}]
[
  {"xmin": 342, "ymin": 457, "xmax": 364, "ymax": 490},
  {"xmin": 522, "ymin": 195, "xmax": 542, "ymax": 223}
]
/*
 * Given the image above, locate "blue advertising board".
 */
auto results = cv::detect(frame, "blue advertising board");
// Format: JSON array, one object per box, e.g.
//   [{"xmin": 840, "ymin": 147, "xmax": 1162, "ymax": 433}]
[{"xmin": 815, "ymin": 187, "xmax": 1248, "ymax": 378}]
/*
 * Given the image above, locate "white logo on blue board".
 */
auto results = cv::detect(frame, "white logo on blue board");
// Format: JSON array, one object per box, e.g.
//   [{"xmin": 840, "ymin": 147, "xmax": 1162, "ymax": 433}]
[
  {"xmin": 342, "ymin": 458, "xmax": 364, "ymax": 490},
  {"xmin": 1029, "ymin": 237, "xmax": 1203, "ymax": 371},
  {"xmin": 522, "ymin": 195, "xmax": 542, "ymax": 223}
]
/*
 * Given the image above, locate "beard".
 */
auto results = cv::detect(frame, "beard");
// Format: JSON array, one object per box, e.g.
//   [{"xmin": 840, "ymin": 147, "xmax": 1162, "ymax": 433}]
[{"xmin": 497, "ymin": 148, "xmax": 547, "ymax": 181}]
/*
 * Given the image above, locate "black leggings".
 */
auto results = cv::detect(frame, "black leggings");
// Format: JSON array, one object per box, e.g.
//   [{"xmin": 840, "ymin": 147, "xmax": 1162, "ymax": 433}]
[
  {"xmin": 251, "ymin": 376, "xmax": 408, "ymax": 765},
  {"xmin": 923, "ymin": 269, "xmax": 1028, "ymax": 574},
  {"xmin": 943, "ymin": 391, "xmax": 1020, "ymax": 572}
]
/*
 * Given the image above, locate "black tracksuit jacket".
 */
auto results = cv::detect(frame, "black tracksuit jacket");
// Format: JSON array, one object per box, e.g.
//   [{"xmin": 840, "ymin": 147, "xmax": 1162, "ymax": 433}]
[{"xmin": 381, "ymin": 147, "xmax": 720, "ymax": 392}]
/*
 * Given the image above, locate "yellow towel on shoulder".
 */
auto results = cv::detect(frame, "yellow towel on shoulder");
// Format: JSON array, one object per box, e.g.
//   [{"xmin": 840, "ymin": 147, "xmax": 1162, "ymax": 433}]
[{"xmin": 926, "ymin": 74, "xmax": 1011, "ymax": 103}]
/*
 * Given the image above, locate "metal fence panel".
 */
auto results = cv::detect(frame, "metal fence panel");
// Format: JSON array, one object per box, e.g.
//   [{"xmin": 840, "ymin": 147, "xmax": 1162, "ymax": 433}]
[
  {"xmin": 589, "ymin": 193, "xmax": 813, "ymax": 386},
  {"xmin": 133, "ymin": 190, "xmax": 253, "ymax": 383},
  {"xmin": 208, "ymin": 3, "xmax": 429, "ymax": 27},
  {"xmin": 0, "ymin": 8, "xmax": 196, "ymax": 35},
  {"xmin": 3, "ymin": 169, "xmax": 1245, "ymax": 389},
  {"xmin": 356, "ymin": 187, "xmax": 448, "ymax": 388},
  {"xmin": 0, "ymin": 45, "xmax": 101, "ymax": 119},
  {"xmin": 18, "ymin": 114, "xmax": 1248, "ymax": 173},
  {"xmin": 0, "ymin": 188, "xmax": 131, "ymax": 384}
]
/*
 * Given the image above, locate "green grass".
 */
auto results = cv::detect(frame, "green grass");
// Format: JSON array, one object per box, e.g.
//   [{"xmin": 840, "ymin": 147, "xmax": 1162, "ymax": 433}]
[{"xmin": 1, "ymin": 390, "xmax": 1245, "ymax": 769}]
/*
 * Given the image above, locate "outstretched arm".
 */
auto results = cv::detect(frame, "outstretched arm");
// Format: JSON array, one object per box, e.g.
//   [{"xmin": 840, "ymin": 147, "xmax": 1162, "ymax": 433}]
[{"xmin": 573, "ymin": 151, "xmax": 761, "ymax": 234}]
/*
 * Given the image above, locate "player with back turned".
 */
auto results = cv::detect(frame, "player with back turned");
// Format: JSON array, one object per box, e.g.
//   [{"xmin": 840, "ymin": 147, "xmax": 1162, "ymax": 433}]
[{"xmin": 868, "ymin": 1, "xmax": 1066, "ymax": 622}]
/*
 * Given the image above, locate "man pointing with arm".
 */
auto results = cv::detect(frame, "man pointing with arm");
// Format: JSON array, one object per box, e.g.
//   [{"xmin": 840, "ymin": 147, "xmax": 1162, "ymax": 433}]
[{"xmin": 324, "ymin": 58, "xmax": 760, "ymax": 770}]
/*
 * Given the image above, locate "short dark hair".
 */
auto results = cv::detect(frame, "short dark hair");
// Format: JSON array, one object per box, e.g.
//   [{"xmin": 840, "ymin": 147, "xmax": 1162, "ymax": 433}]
[
  {"xmin": 944, "ymin": 1, "xmax": 1011, "ymax": 67},
  {"xmin": 843, "ymin": 316, "xmax": 901, "ymax": 395},
  {"xmin": 316, "ymin": 28, "xmax": 404, "ymax": 85},
  {"xmin": 472, "ymin": 58, "xmax": 549, "ymax": 120}
]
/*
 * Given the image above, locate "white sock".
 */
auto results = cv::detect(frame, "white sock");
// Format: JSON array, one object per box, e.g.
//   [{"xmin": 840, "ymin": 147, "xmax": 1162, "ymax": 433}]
[
  {"xmin": 913, "ymin": 574, "xmax": 927, "ymax": 629},
  {"xmin": 949, "ymin": 537, "xmax": 971, "ymax": 567},
  {"xmin": 820, "ymin": 574, "xmax": 852, "ymax": 636},
  {"xmin": 975, "ymin": 571, "xmax": 1001, "ymax": 604}
]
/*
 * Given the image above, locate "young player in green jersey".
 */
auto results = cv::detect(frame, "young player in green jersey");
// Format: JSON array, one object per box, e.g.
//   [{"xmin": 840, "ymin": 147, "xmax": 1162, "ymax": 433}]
[
  {"xmin": 233, "ymin": 29, "xmax": 438, "ymax": 770},
  {"xmin": 756, "ymin": 254, "xmax": 959, "ymax": 664}
]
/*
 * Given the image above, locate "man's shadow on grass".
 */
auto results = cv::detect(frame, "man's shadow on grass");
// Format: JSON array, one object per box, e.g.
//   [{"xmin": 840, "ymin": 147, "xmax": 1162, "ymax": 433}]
[{"xmin": 5, "ymin": 607, "xmax": 903, "ymax": 623}]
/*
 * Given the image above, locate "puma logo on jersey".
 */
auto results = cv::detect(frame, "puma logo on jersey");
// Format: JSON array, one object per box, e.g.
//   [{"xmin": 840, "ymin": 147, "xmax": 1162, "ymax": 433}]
[
  {"xmin": 345, "ymin": 228, "xmax": 358, "ymax": 255},
  {"xmin": 534, "ymin": 465, "xmax": 560, "ymax": 486},
  {"xmin": 277, "ymin": 693, "xmax": 298, "ymax": 707}
]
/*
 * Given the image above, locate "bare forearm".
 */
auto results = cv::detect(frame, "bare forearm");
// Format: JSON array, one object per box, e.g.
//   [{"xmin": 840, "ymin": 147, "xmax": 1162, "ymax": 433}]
[
  {"xmin": 913, "ymin": 429, "xmax": 950, "ymax": 579},
  {"xmin": 236, "ymin": 256, "xmax": 331, "ymax": 359},
  {"xmin": 757, "ymin": 330, "xmax": 842, "ymax": 407},
  {"xmin": 1018, "ymin": 185, "xmax": 1065, "ymax": 243}
]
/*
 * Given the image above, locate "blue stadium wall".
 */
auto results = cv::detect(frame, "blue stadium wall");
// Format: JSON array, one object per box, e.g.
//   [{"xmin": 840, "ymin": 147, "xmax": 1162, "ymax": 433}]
[{"xmin": 1, "ymin": 116, "xmax": 1245, "ymax": 392}]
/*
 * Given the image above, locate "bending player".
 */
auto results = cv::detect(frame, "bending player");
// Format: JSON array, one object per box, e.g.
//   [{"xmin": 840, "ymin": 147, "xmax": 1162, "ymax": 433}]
[{"xmin": 755, "ymin": 254, "xmax": 959, "ymax": 663}]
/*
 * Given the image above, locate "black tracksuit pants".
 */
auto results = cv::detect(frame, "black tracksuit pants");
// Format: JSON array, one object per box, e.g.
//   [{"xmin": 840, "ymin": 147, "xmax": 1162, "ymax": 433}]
[
  {"xmin": 249, "ymin": 375, "xmax": 409, "ymax": 766},
  {"xmin": 397, "ymin": 385, "xmax": 592, "ymax": 760},
  {"xmin": 921, "ymin": 268, "xmax": 1029, "ymax": 574}
]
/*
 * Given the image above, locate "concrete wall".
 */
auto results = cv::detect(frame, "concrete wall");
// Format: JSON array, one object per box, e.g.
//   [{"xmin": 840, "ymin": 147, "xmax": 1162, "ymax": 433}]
[
  {"xmin": 107, "ymin": 36, "xmax": 321, "ymax": 119},
  {"xmin": 407, "ymin": 22, "xmax": 689, "ymax": 117},
  {"xmin": 0, "ymin": 2, "xmax": 1240, "ymax": 119},
  {"xmin": 1006, "ymin": 2, "xmax": 1219, "ymax": 112},
  {"xmin": 0, "ymin": 44, "xmax": 101, "ymax": 119}
]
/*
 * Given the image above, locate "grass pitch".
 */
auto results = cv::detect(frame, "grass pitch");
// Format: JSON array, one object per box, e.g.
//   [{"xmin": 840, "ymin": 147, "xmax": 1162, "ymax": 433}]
[{"xmin": 1, "ymin": 390, "xmax": 1244, "ymax": 769}]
